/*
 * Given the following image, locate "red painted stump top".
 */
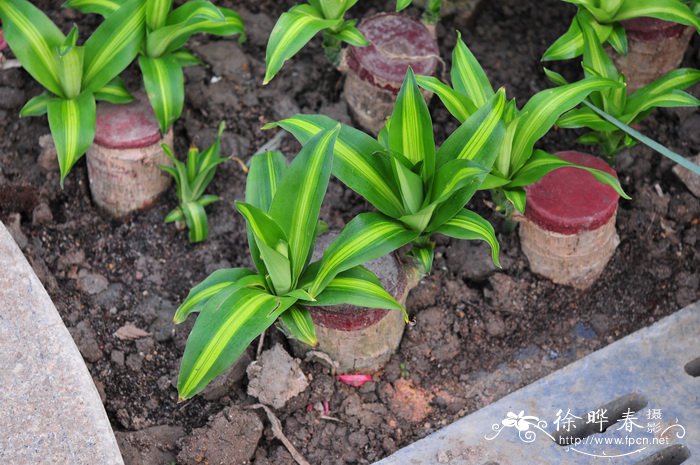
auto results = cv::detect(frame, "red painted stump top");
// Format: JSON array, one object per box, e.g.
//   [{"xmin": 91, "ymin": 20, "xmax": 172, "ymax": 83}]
[
  {"xmin": 620, "ymin": 17, "xmax": 690, "ymax": 40},
  {"xmin": 524, "ymin": 151, "xmax": 620, "ymax": 235},
  {"xmin": 94, "ymin": 96, "xmax": 162, "ymax": 150},
  {"xmin": 346, "ymin": 13, "xmax": 439, "ymax": 93}
]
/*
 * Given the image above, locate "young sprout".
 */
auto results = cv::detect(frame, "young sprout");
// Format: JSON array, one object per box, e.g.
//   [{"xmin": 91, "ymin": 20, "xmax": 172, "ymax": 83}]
[
  {"xmin": 175, "ymin": 127, "xmax": 412, "ymax": 400},
  {"xmin": 546, "ymin": 15, "xmax": 700, "ymax": 162},
  {"xmin": 415, "ymin": 33, "xmax": 629, "ymax": 215},
  {"xmin": 0, "ymin": 0, "xmax": 144, "ymax": 183},
  {"xmin": 268, "ymin": 68, "xmax": 507, "ymax": 274},
  {"xmin": 66, "ymin": 0, "xmax": 244, "ymax": 133},
  {"xmin": 161, "ymin": 121, "xmax": 227, "ymax": 243},
  {"xmin": 264, "ymin": 0, "xmax": 368, "ymax": 84},
  {"xmin": 543, "ymin": 0, "xmax": 700, "ymax": 62}
]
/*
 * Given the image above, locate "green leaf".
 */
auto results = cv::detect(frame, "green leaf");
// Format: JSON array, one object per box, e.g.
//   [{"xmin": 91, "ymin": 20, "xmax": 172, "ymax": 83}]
[
  {"xmin": 20, "ymin": 92, "xmax": 53, "ymax": 117},
  {"xmin": 268, "ymin": 126, "xmax": 339, "ymax": 285},
  {"xmin": 504, "ymin": 188, "xmax": 527, "ymax": 213},
  {"xmin": 177, "ymin": 287, "xmax": 296, "ymax": 399},
  {"xmin": 307, "ymin": 265, "xmax": 405, "ymax": 315},
  {"xmin": 435, "ymin": 209, "xmax": 500, "ymax": 267},
  {"xmin": 139, "ymin": 55, "xmax": 184, "ymax": 133},
  {"xmin": 173, "ymin": 268, "xmax": 260, "ymax": 323},
  {"xmin": 278, "ymin": 305, "xmax": 318, "ymax": 346},
  {"xmin": 584, "ymin": 100, "xmax": 700, "ymax": 176},
  {"xmin": 236, "ymin": 202, "xmax": 289, "ymax": 254},
  {"xmin": 171, "ymin": 48, "xmax": 203, "ymax": 67},
  {"xmin": 390, "ymin": 156, "xmax": 424, "ymax": 214},
  {"xmin": 396, "ymin": 0, "xmax": 413, "ymax": 11},
  {"xmin": 430, "ymin": 159, "xmax": 489, "ymax": 204},
  {"xmin": 451, "ymin": 31, "xmax": 494, "ymax": 108},
  {"xmin": 624, "ymin": 90, "xmax": 700, "ymax": 122},
  {"xmin": 62, "ymin": 0, "xmax": 124, "ymax": 17},
  {"xmin": 146, "ymin": 0, "xmax": 173, "ymax": 31},
  {"xmin": 82, "ymin": 0, "xmax": 146, "ymax": 93},
  {"xmin": 47, "ymin": 93, "xmax": 96, "ymax": 185},
  {"xmin": 542, "ymin": 10, "xmax": 612, "ymax": 61},
  {"xmin": 308, "ymin": 212, "xmax": 418, "ymax": 296},
  {"xmin": 508, "ymin": 150, "xmax": 630, "ymax": 200},
  {"xmin": 0, "ymin": 0, "xmax": 66, "ymax": 96},
  {"xmin": 509, "ymin": 76, "xmax": 622, "ymax": 174},
  {"xmin": 335, "ymin": 21, "xmax": 368, "ymax": 46},
  {"xmin": 246, "ymin": 150, "xmax": 288, "ymax": 212},
  {"xmin": 557, "ymin": 107, "xmax": 617, "ymax": 131},
  {"xmin": 268, "ymin": 115, "xmax": 404, "ymax": 217},
  {"xmin": 608, "ymin": 23, "xmax": 628, "ymax": 55},
  {"xmin": 93, "ymin": 76, "xmax": 134, "ymax": 103},
  {"xmin": 614, "ymin": 0, "xmax": 700, "ymax": 31},
  {"xmin": 399, "ymin": 204, "xmax": 436, "ymax": 232},
  {"xmin": 388, "ymin": 68, "xmax": 435, "ymax": 179},
  {"xmin": 625, "ymin": 68, "xmax": 700, "ymax": 117},
  {"xmin": 407, "ymin": 242, "xmax": 434, "ymax": 275},
  {"xmin": 182, "ymin": 201, "xmax": 209, "ymax": 243},
  {"xmin": 264, "ymin": 7, "xmax": 341, "ymax": 84},
  {"xmin": 416, "ymin": 75, "xmax": 474, "ymax": 122}
]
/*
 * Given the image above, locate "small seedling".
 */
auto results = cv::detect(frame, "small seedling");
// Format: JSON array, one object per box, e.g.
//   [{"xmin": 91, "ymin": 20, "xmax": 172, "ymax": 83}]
[
  {"xmin": 161, "ymin": 121, "xmax": 227, "ymax": 243},
  {"xmin": 264, "ymin": 0, "xmax": 368, "ymax": 83}
]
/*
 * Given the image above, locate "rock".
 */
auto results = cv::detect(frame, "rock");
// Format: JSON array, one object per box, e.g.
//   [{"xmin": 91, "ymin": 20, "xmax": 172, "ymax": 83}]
[
  {"xmin": 5, "ymin": 212, "xmax": 27, "ymax": 250},
  {"xmin": 192, "ymin": 41, "xmax": 251, "ymax": 83},
  {"xmin": 111, "ymin": 350, "xmax": 125, "ymax": 367},
  {"xmin": 94, "ymin": 283, "xmax": 125, "ymax": 308},
  {"xmin": 68, "ymin": 320, "xmax": 103, "ymax": 363},
  {"xmin": 203, "ymin": 349, "xmax": 252, "ymax": 401},
  {"xmin": 386, "ymin": 378, "xmax": 432, "ymax": 423},
  {"xmin": 574, "ymin": 321, "xmax": 597, "ymax": 340},
  {"xmin": 484, "ymin": 273, "xmax": 528, "ymax": 314},
  {"xmin": 668, "ymin": 192, "xmax": 700, "ymax": 223},
  {"xmin": 126, "ymin": 353, "xmax": 144, "ymax": 371},
  {"xmin": 116, "ymin": 425, "xmax": 185, "ymax": 465},
  {"xmin": 446, "ymin": 240, "xmax": 497, "ymax": 282},
  {"xmin": 0, "ymin": 86, "xmax": 25, "ymax": 109},
  {"xmin": 31, "ymin": 202, "xmax": 53, "ymax": 225},
  {"xmin": 484, "ymin": 311, "xmax": 506, "ymax": 337},
  {"xmin": 77, "ymin": 269, "xmax": 109, "ymax": 295},
  {"xmin": 38, "ymin": 134, "xmax": 59, "ymax": 171},
  {"xmin": 177, "ymin": 406, "xmax": 263, "ymax": 465},
  {"xmin": 672, "ymin": 154, "xmax": 700, "ymax": 198},
  {"xmin": 57, "ymin": 248, "xmax": 86, "ymax": 270},
  {"xmin": 247, "ymin": 343, "xmax": 308, "ymax": 409}
]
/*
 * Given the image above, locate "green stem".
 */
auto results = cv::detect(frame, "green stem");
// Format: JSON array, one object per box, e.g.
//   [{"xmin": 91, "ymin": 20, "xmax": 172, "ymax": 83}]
[
  {"xmin": 322, "ymin": 31, "xmax": 342, "ymax": 67},
  {"xmin": 422, "ymin": 0, "xmax": 441, "ymax": 25}
]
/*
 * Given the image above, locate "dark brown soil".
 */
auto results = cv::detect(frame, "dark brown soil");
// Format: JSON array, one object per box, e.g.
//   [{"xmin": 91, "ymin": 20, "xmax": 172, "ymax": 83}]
[{"xmin": 1, "ymin": 0, "xmax": 698, "ymax": 463}]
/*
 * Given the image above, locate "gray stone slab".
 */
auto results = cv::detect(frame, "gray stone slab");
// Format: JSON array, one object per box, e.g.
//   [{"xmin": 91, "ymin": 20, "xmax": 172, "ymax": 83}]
[
  {"xmin": 376, "ymin": 302, "xmax": 700, "ymax": 465},
  {"xmin": 0, "ymin": 222, "xmax": 123, "ymax": 464}
]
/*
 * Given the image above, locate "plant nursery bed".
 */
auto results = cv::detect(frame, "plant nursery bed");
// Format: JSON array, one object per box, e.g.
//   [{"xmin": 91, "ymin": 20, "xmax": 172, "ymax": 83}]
[{"xmin": 0, "ymin": 0, "xmax": 698, "ymax": 463}]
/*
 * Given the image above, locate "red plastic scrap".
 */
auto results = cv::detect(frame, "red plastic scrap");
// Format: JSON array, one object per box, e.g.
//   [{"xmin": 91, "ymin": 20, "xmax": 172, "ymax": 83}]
[{"xmin": 336, "ymin": 374, "xmax": 373, "ymax": 387}]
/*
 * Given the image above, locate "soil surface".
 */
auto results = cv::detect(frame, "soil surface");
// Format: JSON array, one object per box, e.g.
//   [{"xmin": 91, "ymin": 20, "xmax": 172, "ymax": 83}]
[{"xmin": 1, "ymin": 0, "xmax": 699, "ymax": 463}]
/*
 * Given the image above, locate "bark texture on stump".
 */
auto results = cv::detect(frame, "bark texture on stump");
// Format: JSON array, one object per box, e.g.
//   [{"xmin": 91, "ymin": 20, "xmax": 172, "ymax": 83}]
[
  {"xmin": 295, "ymin": 232, "xmax": 414, "ymax": 372},
  {"xmin": 520, "ymin": 151, "xmax": 620, "ymax": 289},
  {"xmin": 613, "ymin": 18, "xmax": 694, "ymax": 92},
  {"xmin": 342, "ymin": 13, "xmax": 439, "ymax": 135},
  {"xmin": 87, "ymin": 97, "xmax": 173, "ymax": 218}
]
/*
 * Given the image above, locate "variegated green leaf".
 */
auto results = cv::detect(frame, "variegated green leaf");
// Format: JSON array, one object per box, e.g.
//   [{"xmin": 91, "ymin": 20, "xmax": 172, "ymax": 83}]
[
  {"xmin": 624, "ymin": 90, "xmax": 700, "ymax": 121},
  {"xmin": 542, "ymin": 10, "xmax": 612, "ymax": 61},
  {"xmin": 504, "ymin": 188, "xmax": 526, "ymax": 213},
  {"xmin": 451, "ymin": 32, "xmax": 494, "ymax": 108},
  {"xmin": 173, "ymin": 268, "xmax": 260, "ymax": 323},
  {"xmin": 390, "ymin": 156, "xmax": 423, "ymax": 214},
  {"xmin": 308, "ymin": 212, "xmax": 418, "ymax": 296},
  {"xmin": 614, "ymin": 0, "xmax": 700, "ymax": 31},
  {"xmin": 608, "ymin": 23, "xmax": 628, "ymax": 55},
  {"xmin": 246, "ymin": 150, "xmax": 288, "ymax": 212},
  {"xmin": 267, "ymin": 115, "xmax": 405, "ymax": 217},
  {"xmin": 278, "ymin": 305, "xmax": 318, "ymax": 346},
  {"xmin": 182, "ymin": 201, "xmax": 209, "ymax": 243},
  {"xmin": 146, "ymin": 0, "xmax": 173, "ymax": 31},
  {"xmin": 0, "ymin": 0, "xmax": 65, "ymax": 96},
  {"xmin": 20, "ymin": 92, "xmax": 53, "ymax": 117},
  {"xmin": 430, "ymin": 159, "xmax": 489, "ymax": 204},
  {"xmin": 625, "ymin": 68, "xmax": 700, "ymax": 117},
  {"xmin": 47, "ymin": 93, "xmax": 96, "ymax": 185},
  {"xmin": 335, "ymin": 20, "xmax": 368, "ymax": 46},
  {"xmin": 264, "ymin": 7, "xmax": 341, "ymax": 84},
  {"xmin": 177, "ymin": 287, "xmax": 296, "ymax": 399},
  {"xmin": 94, "ymin": 76, "xmax": 134, "ymax": 103},
  {"xmin": 268, "ymin": 126, "xmax": 339, "ymax": 285},
  {"xmin": 171, "ymin": 48, "xmax": 203, "ymax": 67},
  {"xmin": 396, "ymin": 0, "xmax": 413, "ymax": 11},
  {"xmin": 388, "ymin": 68, "xmax": 435, "ymax": 179},
  {"xmin": 435, "ymin": 209, "xmax": 500, "ymax": 267},
  {"xmin": 82, "ymin": 0, "xmax": 146, "ymax": 93},
  {"xmin": 139, "ymin": 55, "xmax": 184, "ymax": 133},
  {"xmin": 407, "ymin": 242, "xmax": 434, "ymax": 275},
  {"xmin": 63, "ymin": 0, "xmax": 124, "ymax": 17},
  {"xmin": 416, "ymin": 75, "xmax": 474, "ymax": 122},
  {"xmin": 557, "ymin": 107, "xmax": 617, "ymax": 132}
]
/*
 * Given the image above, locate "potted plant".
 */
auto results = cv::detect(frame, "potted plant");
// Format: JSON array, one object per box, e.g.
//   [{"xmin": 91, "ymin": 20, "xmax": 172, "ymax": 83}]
[
  {"xmin": 543, "ymin": 1, "xmax": 700, "ymax": 91},
  {"xmin": 160, "ymin": 122, "xmax": 227, "ymax": 243},
  {"xmin": 60, "ymin": 0, "xmax": 243, "ymax": 216},
  {"xmin": 415, "ymin": 34, "xmax": 630, "ymax": 288},
  {"xmin": 174, "ymin": 127, "xmax": 419, "ymax": 399},
  {"xmin": 547, "ymin": 14, "xmax": 700, "ymax": 164},
  {"xmin": 264, "ymin": 2, "xmax": 439, "ymax": 135},
  {"xmin": 270, "ymin": 69, "xmax": 507, "ymax": 278},
  {"xmin": 0, "ymin": 0, "xmax": 144, "ymax": 185}
]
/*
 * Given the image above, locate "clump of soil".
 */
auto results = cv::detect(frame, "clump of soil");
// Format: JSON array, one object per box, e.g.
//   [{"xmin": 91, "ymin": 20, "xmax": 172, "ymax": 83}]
[{"xmin": 0, "ymin": 0, "xmax": 698, "ymax": 463}]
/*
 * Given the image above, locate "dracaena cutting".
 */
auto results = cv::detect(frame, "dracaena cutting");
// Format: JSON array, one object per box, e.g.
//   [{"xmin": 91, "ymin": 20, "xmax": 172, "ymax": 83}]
[
  {"xmin": 268, "ymin": 68, "xmax": 506, "ymax": 274},
  {"xmin": 175, "ymin": 127, "xmax": 414, "ymax": 400},
  {"xmin": 546, "ymin": 14, "xmax": 700, "ymax": 161},
  {"xmin": 415, "ymin": 33, "xmax": 629, "ymax": 215},
  {"xmin": 161, "ymin": 121, "xmax": 227, "ymax": 243},
  {"xmin": 0, "ymin": 0, "xmax": 144, "ymax": 184},
  {"xmin": 543, "ymin": 0, "xmax": 700, "ymax": 62},
  {"xmin": 66, "ymin": 0, "xmax": 244, "ymax": 133},
  {"xmin": 395, "ymin": 0, "xmax": 442, "ymax": 24},
  {"xmin": 264, "ymin": 0, "xmax": 368, "ymax": 84}
]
